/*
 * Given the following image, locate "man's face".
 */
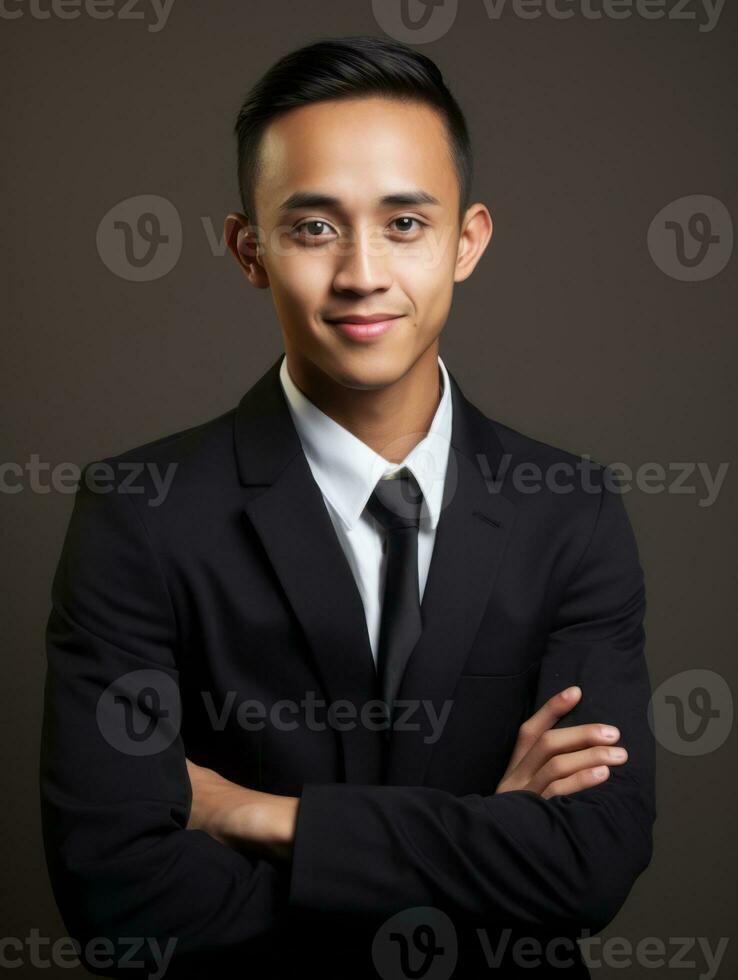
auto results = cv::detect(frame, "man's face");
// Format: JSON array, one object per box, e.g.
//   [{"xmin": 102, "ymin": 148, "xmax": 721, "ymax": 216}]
[{"xmin": 230, "ymin": 96, "xmax": 490, "ymax": 392}]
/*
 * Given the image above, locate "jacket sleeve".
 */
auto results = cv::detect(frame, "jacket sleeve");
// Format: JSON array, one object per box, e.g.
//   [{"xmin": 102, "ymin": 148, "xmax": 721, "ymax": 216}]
[
  {"xmin": 39, "ymin": 463, "xmax": 290, "ymax": 978},
  {"xmin": 287, "ymin": 468, "xmax": 656, "ymax": 935}
]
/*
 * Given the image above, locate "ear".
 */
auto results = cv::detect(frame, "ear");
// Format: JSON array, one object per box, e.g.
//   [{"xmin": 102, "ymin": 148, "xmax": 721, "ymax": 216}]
[
  {"xmin": 454, "ymin": 204, "xmax": 494, "ymax": 284},
  {"xmin": 224, "ymin": 212, "xmax": 270, "ymax": 289}
]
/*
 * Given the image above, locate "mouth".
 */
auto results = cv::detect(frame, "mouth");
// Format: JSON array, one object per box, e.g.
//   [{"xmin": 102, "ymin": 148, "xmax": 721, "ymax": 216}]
[{"xmin": 324, "ymin": 313, "xmax": 404, "ymax": 341}]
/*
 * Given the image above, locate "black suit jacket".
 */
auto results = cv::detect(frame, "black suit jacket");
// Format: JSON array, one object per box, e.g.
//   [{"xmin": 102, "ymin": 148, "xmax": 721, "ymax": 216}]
[{"xmin": 40, "ymin": 353, "xmax": 656, "ymax": 978}]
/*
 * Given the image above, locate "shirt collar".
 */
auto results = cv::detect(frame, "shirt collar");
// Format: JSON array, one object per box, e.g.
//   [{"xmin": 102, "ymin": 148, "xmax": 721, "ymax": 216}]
[{"xmin": 279, "ymin": 352, "xmax": 453, "ymax": 531}]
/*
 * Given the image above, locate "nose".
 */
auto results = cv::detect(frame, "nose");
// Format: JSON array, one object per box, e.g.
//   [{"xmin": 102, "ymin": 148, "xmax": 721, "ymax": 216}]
[{"xmin": 331, "ymin": 226, "xmax": 393, "ymax": 295}]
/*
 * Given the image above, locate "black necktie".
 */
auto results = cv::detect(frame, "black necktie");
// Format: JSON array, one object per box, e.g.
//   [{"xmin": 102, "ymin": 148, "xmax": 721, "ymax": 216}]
[{"xmin": 364, "ymin": 468, "xmax": 424, "ymax": 745}]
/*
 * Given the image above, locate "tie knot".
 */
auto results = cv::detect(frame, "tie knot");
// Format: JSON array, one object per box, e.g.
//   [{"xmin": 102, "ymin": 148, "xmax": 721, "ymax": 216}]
[{"xmin": 365, "ymin": 468, "xmax": 424, "ymax": 531}]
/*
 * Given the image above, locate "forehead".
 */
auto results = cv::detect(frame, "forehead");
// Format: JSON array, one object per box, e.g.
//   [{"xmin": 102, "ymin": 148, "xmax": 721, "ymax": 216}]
[{"xmin": 255, "ymin": 96, "xmax": 457, "ymax": 214}]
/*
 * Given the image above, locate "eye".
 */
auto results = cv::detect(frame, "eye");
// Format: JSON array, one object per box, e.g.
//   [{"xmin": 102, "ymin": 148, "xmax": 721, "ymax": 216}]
[
  {"xmin": 293, "ymin": 219, "xmax": 336, "ymax": 242},
  {"xmin": 389, "ymin": 216, "xmax": 426, "ymax": 234}
]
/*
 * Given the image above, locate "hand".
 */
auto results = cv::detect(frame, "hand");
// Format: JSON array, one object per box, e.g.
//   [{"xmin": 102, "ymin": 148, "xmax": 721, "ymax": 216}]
[
  {"xmin": 494, "ymin": 686, "xmax": 628, "ymax": 798},
  {"xmin": 185, "ymin": 758, "xmax": 298, "ymax": 863}
]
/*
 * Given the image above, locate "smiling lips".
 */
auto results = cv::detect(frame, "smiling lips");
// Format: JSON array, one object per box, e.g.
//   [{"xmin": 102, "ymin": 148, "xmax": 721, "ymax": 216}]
[{"xmin": 325, "ymin": 312, "xmax": 404, "ymax": 341}]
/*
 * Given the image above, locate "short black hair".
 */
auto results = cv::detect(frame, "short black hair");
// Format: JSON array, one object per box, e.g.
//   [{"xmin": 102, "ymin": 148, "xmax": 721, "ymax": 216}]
[{"xmin": 233, "ymin": 35, "xmax": 473, "ymax": 230}]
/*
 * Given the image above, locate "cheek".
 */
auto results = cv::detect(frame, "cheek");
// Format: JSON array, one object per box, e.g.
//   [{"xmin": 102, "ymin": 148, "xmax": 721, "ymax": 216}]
[
  {"xmin": 267, "ymin": 254, "xmax": 331, "ymax": 313},
  {"xmin": 415, "ymin": 224, "xmax": 460, "ymax": 276},
  {"xmin": 397, "ymin": 228, "xmax": 458, "ymax": 288},
  {"xmin": 398, "ymin": 258, "xmax": 455, "ymax": 321}
]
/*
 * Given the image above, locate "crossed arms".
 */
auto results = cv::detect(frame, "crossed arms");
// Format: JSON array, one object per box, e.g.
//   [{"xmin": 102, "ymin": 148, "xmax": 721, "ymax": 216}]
[{"xmin": 39, "ymin": 462, "xmax": 656, "ymax": 976}]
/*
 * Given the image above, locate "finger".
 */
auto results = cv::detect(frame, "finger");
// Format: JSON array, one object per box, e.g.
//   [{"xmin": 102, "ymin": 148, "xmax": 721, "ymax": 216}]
[
  {"xmin": 506, "ymin": 686, "xmax": 582, "ymax": 771},
  {"xmin": 526, "ymin": 744, "xmax": 628, "ymax": 796},
  {"xmin": 508, "ymin": 720, "xmax": 622, "ymax": 784},
  {"xmin": 540, "ymin": 765, "xmax": 611, "ymax": 799}
]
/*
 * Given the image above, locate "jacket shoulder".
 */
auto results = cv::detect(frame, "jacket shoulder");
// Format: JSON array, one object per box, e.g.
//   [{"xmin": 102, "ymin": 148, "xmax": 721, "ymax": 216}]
[
  {"xmin": 479, "ymin": 413, "xmax": 627, "ymax": 534},
  {"xmin": 76, "ymin": 406, "xmax": 238, "ymax": 507},
  {"xmin": 488, "ymin": 416, "xmax": 606, "ymax": 474}
]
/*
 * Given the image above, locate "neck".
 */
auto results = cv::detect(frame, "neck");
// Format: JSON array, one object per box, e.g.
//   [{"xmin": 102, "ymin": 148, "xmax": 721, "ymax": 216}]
[{"xmin": 284, "ymin": 344, "xmax": 442, "ymax": 463}]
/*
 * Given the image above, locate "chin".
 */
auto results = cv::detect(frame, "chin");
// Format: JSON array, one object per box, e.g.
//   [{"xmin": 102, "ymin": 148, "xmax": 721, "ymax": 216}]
[{"xmin": 326, "ymin": 350, "xmax": 410, "ymax": 391}]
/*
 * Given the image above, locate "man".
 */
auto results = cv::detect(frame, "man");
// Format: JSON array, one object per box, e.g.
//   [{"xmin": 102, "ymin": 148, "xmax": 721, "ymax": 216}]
[{"xmin": 40, "ymin": 35, "xmax": 656, "ymax": 979}]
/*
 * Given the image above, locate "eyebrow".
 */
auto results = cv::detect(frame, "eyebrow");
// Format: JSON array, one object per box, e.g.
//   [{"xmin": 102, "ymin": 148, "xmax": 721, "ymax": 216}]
[{"xmin": 276, "ymin": 189, "xmax": 442, "ymax": 215}]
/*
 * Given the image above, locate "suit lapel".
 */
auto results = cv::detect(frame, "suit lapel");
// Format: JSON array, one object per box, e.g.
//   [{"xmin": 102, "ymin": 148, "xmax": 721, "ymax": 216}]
[
  {"xmin": 234, "ymin": 353, "xmax": 515, "ymax": 787},
  {"xmin": 235, "ymin": 355, "xmax": 384, "ymax": 784}
]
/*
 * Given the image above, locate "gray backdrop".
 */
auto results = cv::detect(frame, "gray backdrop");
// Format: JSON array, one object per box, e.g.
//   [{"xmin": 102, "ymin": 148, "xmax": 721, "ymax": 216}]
[{"xmin": 2, "ymin": 0, "xmax": 736, "ymax": 976}]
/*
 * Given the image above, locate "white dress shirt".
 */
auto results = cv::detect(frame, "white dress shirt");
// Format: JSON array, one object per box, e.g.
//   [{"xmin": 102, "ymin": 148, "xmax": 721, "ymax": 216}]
[{"xmin": 279, "ymin": 352, "xmax": 453, "ymax": 667}]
